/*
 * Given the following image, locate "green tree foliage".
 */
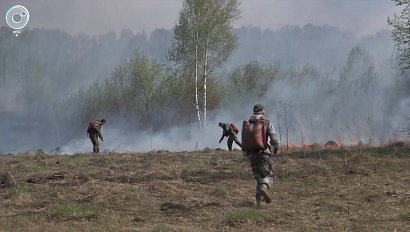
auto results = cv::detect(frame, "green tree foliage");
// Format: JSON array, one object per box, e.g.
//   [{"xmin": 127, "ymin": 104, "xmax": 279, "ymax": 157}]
[
  {"xmin": 388, "ymin": 0, "xmax": 410, "ymax": 70},
  {"xmin": 171, "ymin": 0, "xmax": 240, "ymax": 70},
  {"xmin": 169, "ymin": 0, "xmax": 240, "ymax": 128},
  {"xmin": 166, "ymin": 70, "xmax": 223, "ymax": 122},
  {"xmin": 62, "ymin": 51, "xmax": 170, "ymax": 131},
  {"xmin": 127, "ymin": 52, "xmax": 167, "ymax": 122},
  {"xmin": 226, "ymin": 61, "xmax": 279, "ymax": 100}
]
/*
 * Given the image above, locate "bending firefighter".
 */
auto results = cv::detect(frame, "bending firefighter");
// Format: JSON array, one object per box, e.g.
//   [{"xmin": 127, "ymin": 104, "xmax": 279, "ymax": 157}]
[
  {"xmin": 87, "ymin": 119, "xmax": 106, "ymax": 153},
  {"xmin": 242, "ymin": 104, "xmax": 279, "ymax": 207},
  {"xmin": 218, "ymin": 122, "xmax": 242, "ymax": 151}
]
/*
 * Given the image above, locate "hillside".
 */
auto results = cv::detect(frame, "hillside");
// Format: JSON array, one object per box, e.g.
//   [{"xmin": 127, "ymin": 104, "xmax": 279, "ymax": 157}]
[{"xmin": 0, "ymin": 146, "xmax": 409, "ymax": 231}]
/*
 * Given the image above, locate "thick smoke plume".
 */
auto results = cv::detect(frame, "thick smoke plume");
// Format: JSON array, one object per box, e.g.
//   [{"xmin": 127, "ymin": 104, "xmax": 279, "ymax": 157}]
[{"xmin": 0, "ymin": 2, "xmax": 405, "ymax": 154}]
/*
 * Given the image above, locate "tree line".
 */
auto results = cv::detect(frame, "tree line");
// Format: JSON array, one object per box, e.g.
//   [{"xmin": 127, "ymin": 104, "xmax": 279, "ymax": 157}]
[{"xmin": 0, "ymin": 0, "xmax": 407, "ymax": 152}]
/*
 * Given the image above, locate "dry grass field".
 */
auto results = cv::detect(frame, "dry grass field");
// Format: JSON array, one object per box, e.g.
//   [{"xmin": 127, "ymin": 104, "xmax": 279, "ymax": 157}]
[{"xmin": 0, "ymin": 145, "xmax": 409, "ymax": 231}]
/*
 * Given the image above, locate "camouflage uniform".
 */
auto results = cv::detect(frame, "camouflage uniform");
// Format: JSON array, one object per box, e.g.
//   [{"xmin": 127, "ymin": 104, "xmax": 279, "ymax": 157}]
[
  {"xmin": 88, "ymin": 120, "xmax": 105, "ymax": 153},
  {"xmin": 218, "ymin": 122, "xmax": 242, "ymax": 151},
  {"xmin": 245, "ymin": 104, "xmax": 279, "ymax": 206}
]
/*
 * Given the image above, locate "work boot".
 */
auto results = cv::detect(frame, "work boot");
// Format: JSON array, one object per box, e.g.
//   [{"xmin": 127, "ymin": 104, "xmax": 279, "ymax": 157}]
[{"xmin": 260, "ymin": 184, "xmax": 271, "ymax": 203}]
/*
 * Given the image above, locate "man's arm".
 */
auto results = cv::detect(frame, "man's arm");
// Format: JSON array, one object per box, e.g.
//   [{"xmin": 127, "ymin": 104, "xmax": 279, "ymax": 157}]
[
  {"xmin": 98, "ymin": 131, "xmax": 104, "ymax": 141},
  {"xmin": 269, "ymin": 135, "xmax": 279, "ymax": 154},
  {"xmin": 219, "ymin": 123, "xmax": 229, "ymax": 143},
  {"xmin": 267, "ymin": 123, "xmax": 279, "ymax": 154},
  {"xmin": 219, "ymin": 131, "xmax": 225, "ymax": 143},
  {"xmin": 93, "ymin": 122, "xmax": 104, "ymax": 141}
]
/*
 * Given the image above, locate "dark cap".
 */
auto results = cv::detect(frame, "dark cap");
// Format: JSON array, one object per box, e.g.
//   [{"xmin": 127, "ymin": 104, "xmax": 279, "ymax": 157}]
[
  {"xmin": 100, "ymin": 119, "xmax": 106, "ymax": 123},
  {"xmin": 253, "ymin": 104, "xmax": 265, "ymax": 113}
]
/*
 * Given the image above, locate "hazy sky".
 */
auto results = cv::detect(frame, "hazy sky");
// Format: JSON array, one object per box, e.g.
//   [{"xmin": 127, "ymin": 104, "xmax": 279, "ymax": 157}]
[{"xmin": 0, "ymin": 0, "xmax": 397, "ymax": 36}]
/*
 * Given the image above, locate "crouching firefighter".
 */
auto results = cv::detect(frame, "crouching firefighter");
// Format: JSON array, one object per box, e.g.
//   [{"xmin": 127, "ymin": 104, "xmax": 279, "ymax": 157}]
[
  {"xmin": 87, "ymin": 119, "xmax": 106, "ymax": 153},
  {"xmin": 242, "ymin": 104, "xmax": 279, "ymax": 207},
  {"xmin": 218, "ymin": 122, "xmax": 242, "ymax": 151}
]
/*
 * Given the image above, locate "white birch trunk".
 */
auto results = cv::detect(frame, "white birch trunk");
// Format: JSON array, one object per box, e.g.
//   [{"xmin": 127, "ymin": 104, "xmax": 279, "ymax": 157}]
[
  {"xmin": 203, "ymin": 45, "xmax": 208, "ymax": 129},
  {"xmin": 195, "ymin": 32, "xmax": 202, "ymax": 129}
]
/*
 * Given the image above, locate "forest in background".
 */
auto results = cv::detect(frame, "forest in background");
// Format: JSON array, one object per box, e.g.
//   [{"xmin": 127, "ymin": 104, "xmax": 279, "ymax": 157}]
[{"xmin": 0, "ymin": 22, "xmax": 406, "ymax": 153}]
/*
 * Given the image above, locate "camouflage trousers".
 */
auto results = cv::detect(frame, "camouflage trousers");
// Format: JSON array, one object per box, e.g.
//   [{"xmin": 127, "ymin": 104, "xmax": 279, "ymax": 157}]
[
  {"xmin": 89, "ymin": 133, "xmax": 100, "ymax": 153},
  {"xmin": 247, "ymin": 152, "xmax": 274, "ymax": 202},
  {"xmin": 227, "ymin": 134, "xmax": 242, "ymax": 151}
]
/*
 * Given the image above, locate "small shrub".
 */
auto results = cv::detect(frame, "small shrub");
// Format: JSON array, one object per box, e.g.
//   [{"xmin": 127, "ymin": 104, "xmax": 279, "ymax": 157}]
[{"xmin": 35, "ymin": 149, "xmax": 47, "ymax": 159}]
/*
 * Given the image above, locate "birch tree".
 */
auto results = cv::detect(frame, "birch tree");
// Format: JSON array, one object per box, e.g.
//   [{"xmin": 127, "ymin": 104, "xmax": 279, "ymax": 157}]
[
  {"xmin": 388, "ymin": 0, "xmax": 410, "ymax": 70},
  {"xmin": 170, "ymin": 0, "xmax": 240, "ymax": 129}
]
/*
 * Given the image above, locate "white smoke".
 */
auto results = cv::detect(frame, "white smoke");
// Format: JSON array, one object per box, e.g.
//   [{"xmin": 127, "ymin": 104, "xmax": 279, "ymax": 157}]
[
  {"xmin": 59, "ymin": 117, "xmax": 247, "ymax": 154},
  {"xmin": 0, "ymin": 0, "xmax": 405, "ymax": 154}
]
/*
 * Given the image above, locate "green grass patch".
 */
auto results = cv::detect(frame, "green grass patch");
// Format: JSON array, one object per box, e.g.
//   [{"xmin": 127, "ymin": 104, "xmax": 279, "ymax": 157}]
[
  {"xmin": 54, "ymin": 204, "xmax": 96, "ymax": 220},
  {"xmin": 12, "ymin": 186, "xmax": 30, "ymax": 195},
  {"xmin": 122, "ymin": 186, "xmax": 137, "ymax": 193},
  {"xmin": 150, "ymin": 224, "xmax": 173, "ymax": 232},
  {"xmin": 399, "ymin": 211, "xmax": 410, "ymax": 222},
  {"xmin": 4, "ymin": 186, "xmax": 31, "ymax": 199},
  {"xmin": 224, "ymin": 209, "xmax": 263, "ymax": 224}
]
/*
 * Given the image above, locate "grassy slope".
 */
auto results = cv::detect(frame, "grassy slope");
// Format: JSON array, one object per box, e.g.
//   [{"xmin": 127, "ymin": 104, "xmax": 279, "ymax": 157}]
[{"xmin": 0, "ymin": 146, "xmax": 409, "ymax": 232}]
